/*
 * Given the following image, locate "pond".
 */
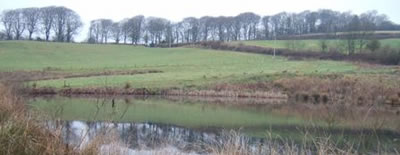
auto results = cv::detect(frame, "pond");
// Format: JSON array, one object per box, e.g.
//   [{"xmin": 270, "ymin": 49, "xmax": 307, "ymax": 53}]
[{"xmin": 28, "ymin": 96, "xmax": 400, "ymax": 154}]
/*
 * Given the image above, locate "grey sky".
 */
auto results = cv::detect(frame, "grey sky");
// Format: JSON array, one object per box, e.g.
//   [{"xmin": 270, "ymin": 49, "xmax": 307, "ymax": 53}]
[{"xmin": 1, "ymin": 0, "xmax": 399, "ymax": 41}]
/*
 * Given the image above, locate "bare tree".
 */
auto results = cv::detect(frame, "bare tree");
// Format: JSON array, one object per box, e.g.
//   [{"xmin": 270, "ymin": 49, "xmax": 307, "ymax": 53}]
[
  {"xmin": 111, "ymin": 22, "xmax": 121, "ymax": 43},
  {"xmin": 40, "ymin": 6, "xmax": 56, "ymax": 41},
  {"xmin": 22, "ymin": 7, "xmax": 40, "ymax": 40},
  {"xmin": 344, "ymin": 15, "xmax": 360, "ymax": 54},
  {"xmin": 232, "ymin": 16, "xmax": 241, "ymax": 40},
  {"xmin": 120, "ymin": 18, "xmax": 130, "ymax": 44},
  {"xmin": 1, "ymin": 10, "xmax": 14, "ymax": 40},
  {"xmin": 261, "ymin": 16, "xmax": 270, "ymax": 39},
  {"xmin": 236, "ymin": 12, "xmax": 260, "ymax": 40},
  {"xmin": 100, "ymin": 19, "xmax": 113, "ymax": 43},
  {"xmin": 249, "ymin": 13, "xmax": 260, "ymax": 40},
  {"xmin": 11, "ymin": 9, "xmax": 25, "ymax": 40},
  {"xmin": 165, "ymin": 21, "xmax": 173, "ymax": 47},
  {"xmin": 52, "ymin": 7, "xmax": 70, "ymax": 42},
  {"xmin": 356, "ymin": 12, "xmax": 377, "ymax": 52},
  {"xmin": 146, "ymin": 17, "xmax": 168, "ymax": 44},
  {"xmin": 181, "ymin": 17, "xmax": 200, "ymax": 42},
  {"xmin": 305, "ymin": 11, "xmax": 318, "ymax": 33},
  {"xmin": 65, "ymin": 10, "xmax": 82, "ymax": 42},
  {"xmin": 89, "ymin": 20, "xmax": 101, "ymax": 43},
  {"xmin": 199, "ymin": 16, "xmax": 213, "ymax": 41},
  {"xmin": 128, "ymin": 15, "xmax": 145, "ymax": 44}
]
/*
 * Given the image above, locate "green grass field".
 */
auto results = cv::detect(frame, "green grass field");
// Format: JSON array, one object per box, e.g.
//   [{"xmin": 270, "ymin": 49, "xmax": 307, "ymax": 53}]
[
  {"xmin": 234, "ymin": 39, "xmax": 400, "ymax": 51},
  {"xmin": 0, "ymin": 41, "xmax": 367, "ymax": 89}
]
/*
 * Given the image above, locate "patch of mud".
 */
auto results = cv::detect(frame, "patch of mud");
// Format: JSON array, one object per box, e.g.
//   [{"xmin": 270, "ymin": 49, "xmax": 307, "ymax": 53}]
[{"xmin": 0, "ymin": 70, "xmax": 162, "ymax": 82}]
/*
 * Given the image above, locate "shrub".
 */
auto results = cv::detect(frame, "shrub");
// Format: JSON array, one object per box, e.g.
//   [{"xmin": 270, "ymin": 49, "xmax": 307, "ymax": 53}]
[
  {"xmin": 366, "ymin": 39, "xmax": 381, "ymax": 52},
  {"xmin": 319, "ymin": 39, "xmax": 328, "ymax": 52},
  {"xmin": 124, "ymin": 82, "xmax": 131, "ymax": 89},
  {"xmin": 0, "ymin": 84, "xmax": 68, "ymax": 154}
]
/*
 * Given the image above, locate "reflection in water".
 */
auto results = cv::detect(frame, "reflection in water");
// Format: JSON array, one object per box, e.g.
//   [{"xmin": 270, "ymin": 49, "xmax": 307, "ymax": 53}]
[
  {"xmin": 48, "ymin": 120, "xmax": 266, "ymax": 154},
  {"xmin": 31, "ymin": 96, "xmax": 400, "ymax": 153}
]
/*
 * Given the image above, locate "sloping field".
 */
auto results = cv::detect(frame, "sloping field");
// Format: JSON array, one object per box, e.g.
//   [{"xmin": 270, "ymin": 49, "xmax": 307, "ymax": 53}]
[{"xmin": 0, "ymin": 41, "xmax": 377, "ymax": 89}]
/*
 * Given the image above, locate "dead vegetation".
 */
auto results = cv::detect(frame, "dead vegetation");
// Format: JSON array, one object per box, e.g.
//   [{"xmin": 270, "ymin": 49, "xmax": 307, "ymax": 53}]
[
  {"xmin": 274, "ymin": 74, "xmax": 400, "ymax": 106},
  {"xmin": 205, "ymin": 73, "xmax": 400, "ymax": 107},
  {"xmin": 206, "ymin": 129, "xmax": 400, "ymax": 155},
  {"xmin": 27, "ymin": 87, "xmax": 288, "ymax": 100},
  {"xmin": 0, "ymin": 83, "xmax": 69, "ymax": 154}
]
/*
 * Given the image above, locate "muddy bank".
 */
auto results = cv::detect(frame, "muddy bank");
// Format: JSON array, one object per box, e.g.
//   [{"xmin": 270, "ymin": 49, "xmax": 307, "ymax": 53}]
[
  {"xmin": 26, "ymin": 87, "xmax": 288, "ymax": 101},
  {"xmin": 24, "ymin": 74, "xmax": 400, "ymax": 107},
  {"xmin": 0, "ymin": 69, "xmax": 162, "ymax": 82}
]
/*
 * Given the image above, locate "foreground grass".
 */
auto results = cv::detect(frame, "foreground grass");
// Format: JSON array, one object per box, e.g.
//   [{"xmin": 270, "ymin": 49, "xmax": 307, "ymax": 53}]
[
  {"xmin": 0, "ymin": 41, "xmax": 371, "ymax": 89},
  {"xmin": 234, "ymin": 39, "xmax": 400, "ymax": 51},
  {"xmin": 0, "ymin": 84, "xmax": 68, "ymax": 154}
]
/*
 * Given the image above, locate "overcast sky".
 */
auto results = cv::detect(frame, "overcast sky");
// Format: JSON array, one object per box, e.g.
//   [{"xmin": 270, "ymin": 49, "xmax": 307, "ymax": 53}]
[{"xmin": 1, "ymin": 0, "xmax": 399, "ymax": 41}]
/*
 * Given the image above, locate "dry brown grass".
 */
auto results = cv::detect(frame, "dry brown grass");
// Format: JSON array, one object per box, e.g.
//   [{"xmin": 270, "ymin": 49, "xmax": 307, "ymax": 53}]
[
  {"xmin": 274, "ymin": 74, "xmax": 400, "ymax": 106},
  {"xmin": 208, "ymin": 130, "xmax": 400, "ymax": 155},
  {"xmin": 27, "ymin": 86, "xmax": 288, "ymax": 100},
  {"xmin": 208, "ymin": 130, "xmax": 350, "ymax": 155},
  {"xmin": 0, "ymin": 83, "xmax": 69, "ymax": 155},
  {"xmin": 0, "ymin": 69, "xmax": 162, "ymax": 82}
]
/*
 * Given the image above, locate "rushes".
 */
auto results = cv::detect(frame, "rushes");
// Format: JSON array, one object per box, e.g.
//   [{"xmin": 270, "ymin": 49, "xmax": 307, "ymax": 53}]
[{"xmin": 0, "ymin": 83, "xmax": 68, "ymax": 154}]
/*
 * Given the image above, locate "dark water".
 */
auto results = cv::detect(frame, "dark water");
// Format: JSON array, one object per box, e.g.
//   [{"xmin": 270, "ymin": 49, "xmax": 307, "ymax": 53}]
[{"xmin": 29, "ymin": 96, "xmax": 400, "ymax": 154}]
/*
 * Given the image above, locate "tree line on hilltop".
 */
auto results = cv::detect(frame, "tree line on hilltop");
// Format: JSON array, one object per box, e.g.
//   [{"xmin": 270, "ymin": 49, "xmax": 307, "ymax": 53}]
[
  {"xmin": 0, "ymin": 6, "xmax": 82, "ymax": 42},
  {"xmin": 1, "ymin": 6, "xmax": 399, "ymax": 44}
]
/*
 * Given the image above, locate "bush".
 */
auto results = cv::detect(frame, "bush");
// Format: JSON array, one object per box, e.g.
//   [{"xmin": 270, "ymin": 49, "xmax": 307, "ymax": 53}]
[
  {"xmin": 366, "ymin": 39, "xmax": 381, "ymax": 52},
  {"xmin": 319, "ymin": 40, "xmax": 328, "ymax": 52},
  {"xmin": 375, "ymin": 48, "xmax": 400, "ymax": 65}
]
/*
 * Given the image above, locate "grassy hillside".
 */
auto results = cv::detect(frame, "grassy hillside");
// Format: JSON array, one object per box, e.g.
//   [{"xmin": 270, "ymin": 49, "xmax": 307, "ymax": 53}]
[
  {"xmin": 234, "ymin": 39, "xmax": 400, "ymax": 51},
  {"xmin": 0, "ymin": 41, "xmax": 384, "ymax": 89}
]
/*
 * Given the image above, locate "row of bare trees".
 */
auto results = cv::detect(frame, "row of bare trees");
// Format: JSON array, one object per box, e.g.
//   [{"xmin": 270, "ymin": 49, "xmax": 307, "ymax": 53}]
[
  {"xmin": 2, "ymin": 6, "xmax": 397, "ymax": 44},
  {"xmin": 88, "ymin": 9, "xmax": 398, "ymax": 45},
  {"xmin": 0, "ymin": 6, "xmax": 82, "ymax": 42}
]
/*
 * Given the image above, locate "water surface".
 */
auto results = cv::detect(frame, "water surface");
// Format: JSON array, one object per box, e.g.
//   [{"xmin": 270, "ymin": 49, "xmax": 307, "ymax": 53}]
[{"xmin": 29, "ymin": 96, "xmax": 400, "ymax": 153}]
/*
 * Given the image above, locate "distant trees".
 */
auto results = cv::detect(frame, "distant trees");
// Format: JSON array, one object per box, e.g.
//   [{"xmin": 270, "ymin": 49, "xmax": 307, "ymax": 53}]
[
  {"xmin": 88, "ymin": 19, "xmax": 112, "ymax": 43},
  {"xmin": 1, "ymin": 6, "xmax": 398, "ymax": 46},
  {"xmin": 1, "ymin": 10, "xmax": 14, "ymax": 40},
  {"xmin": 261, "ymin": 16, "xmax": 270, "ymax": 39},
  {"xmin": 11, "ymin": 9, "xmax": 25, "ymax": 40},
  {"xmin": 146, "ymin": 17, "xmax": 169, "ymax": 44},
  {"xmin": 110, "ymin": 22, "xmax": 121, "ymax": 44},
  {"xmin": 84, "ymin": 9, "xmax": 398, "ymax": 49},
  {"xmin": 129, "ymin": 15, "xmax": 145, "ymax": 45},
  {"xmin": 0, "ymin": 6, "xmax": 82, "ymax": 42},
  {"xmin": 22, "ymin": 7, "xmax": 40, "ymax": 40},
  {"xmin": 41, "ymin": 6, "xmax": 56, "ymax": 41}
]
